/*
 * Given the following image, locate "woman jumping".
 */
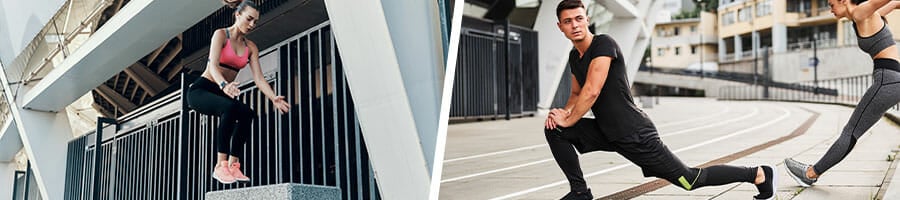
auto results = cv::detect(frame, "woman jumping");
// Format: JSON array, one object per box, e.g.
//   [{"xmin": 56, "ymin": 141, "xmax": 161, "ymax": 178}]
[
  {"xmin": 784, "ymin": 0, "xmax": 900, "ymax": 187},
  {"xmin": 187, "ymin": 0, "xmax": 291, "ymax": 184}
]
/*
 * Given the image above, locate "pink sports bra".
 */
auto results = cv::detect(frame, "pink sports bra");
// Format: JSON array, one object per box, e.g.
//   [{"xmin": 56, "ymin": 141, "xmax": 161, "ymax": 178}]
[{"xmin": 219, "ymin": 29, "xmax": 250, "ymax": 71}]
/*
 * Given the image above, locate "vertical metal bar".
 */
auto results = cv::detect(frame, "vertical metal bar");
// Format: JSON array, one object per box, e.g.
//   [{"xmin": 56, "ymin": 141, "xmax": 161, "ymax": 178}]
[
  {"xmin": 317, "ymin": 29, "xmax": 326, "ymax": 184},
  {"xmin": 94, "ymin": 117, "xmax": 117, "ymax": 200},
  {"xmin": 330, "ymin": 28, "xmax": 341, "ymax": 188},
  {"xmin": 355, "ymin": 111, "xmax": 362, "ymax": 199},
  {"xmin": 504, "ymin": 20, "xmax": 511, "ymax": 120},
  {"xmin": 299, "ymin": 35, "xmax": 306, "ymax": 184},
  {"xmin": 307, "ymin": 32, "xmax": 315, "ymax": 185},
  {"xmin": 23, "ymin": 161, "xmax": 31, "ymax": 200},
  {"xmin": 13, "ymin": 171, "xmax": 24, "ymax": 200}
]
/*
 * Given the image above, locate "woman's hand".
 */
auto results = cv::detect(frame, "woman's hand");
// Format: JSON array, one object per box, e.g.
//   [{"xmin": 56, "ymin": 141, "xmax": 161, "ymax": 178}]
[
  {"xmin": 271, "ymin": 96, "xmax": 291, "ymax": 114},
  {"xmin": 223, "ymin": 82, "xmax": 241, "ymax": 98}
]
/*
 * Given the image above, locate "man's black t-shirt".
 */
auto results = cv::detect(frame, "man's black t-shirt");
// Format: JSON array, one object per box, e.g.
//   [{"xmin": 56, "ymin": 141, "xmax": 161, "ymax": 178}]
[{"xmin": 567, "ymin": 34, "xmax": 656, "ymax": 141}]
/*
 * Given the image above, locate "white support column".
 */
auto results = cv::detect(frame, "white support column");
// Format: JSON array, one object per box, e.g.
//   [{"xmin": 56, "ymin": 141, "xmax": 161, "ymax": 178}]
[
  {"xmin": 734, "ymin": 34, "xmax": 743, "ymax": 60},
  {"xmin": 772, "ymin": 0, "xmax": 787, "ymax": 53},
  {"xmin": 772, "ymin": 23, "xmax": 787, "ymax": 53},
  {"xmin": 534, "ymin": 0, "xmax": 575, "ymax": 109},
  {"xmin": 0, "ymin": 118, "xmax": 21, "ymax": 162},
  {"xmin": 719, "ymin": 38, "xmax": 727, "ymax": 61},
  {"xmin": 0, "ymin": 66, "xmax": 73, "ymax": 200},
  {"xmin": 380, "ymin": 0, "xmax": 445, "ymax": 171},
  {"xmin": 324, "ymin": 1, "xmax": 431, "ymax": 199},
  {"xmin": 0, "ymin": 119, "xmax": 20, "ymax": 200}
]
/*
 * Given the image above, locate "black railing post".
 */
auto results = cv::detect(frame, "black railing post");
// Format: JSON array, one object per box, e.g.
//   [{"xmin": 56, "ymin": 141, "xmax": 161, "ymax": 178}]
[
  {"xmin": 177, "ymin": 73, "xmax": 189, "ymax": 199},
  {"xmin": 94, "ymin": 117, "xmax": 117, "ymax": 200},
  {"xmin": 23, "ymin": 161, "xmax": 31, "ymax": 200},
  {"xmin": 13, "ymin": 170, "xmax": 25, "ymax": 200},
  {"xmin": 504, "ymin": 19, "xmax": 511, "ymax": 120}
]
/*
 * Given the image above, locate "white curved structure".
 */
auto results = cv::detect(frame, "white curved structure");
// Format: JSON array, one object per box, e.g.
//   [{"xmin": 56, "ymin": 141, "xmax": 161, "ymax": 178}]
[{"xmin": 535, "ymin": 0, "xmax": 662, "ymax": 110}]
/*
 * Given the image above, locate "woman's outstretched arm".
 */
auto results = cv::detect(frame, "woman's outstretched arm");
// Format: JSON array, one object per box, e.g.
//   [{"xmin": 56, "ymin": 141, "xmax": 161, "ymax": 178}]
[
  {"xmin": 877, "ymin": 1, "xmax": 900, "ymax": 17},
  {"xmin": 247, "ymin": 41, "xmax": 291, "ymax": 114},
  {"xmin": 854, "ymin": 0, "xmax": 893, "ymax": 21}
]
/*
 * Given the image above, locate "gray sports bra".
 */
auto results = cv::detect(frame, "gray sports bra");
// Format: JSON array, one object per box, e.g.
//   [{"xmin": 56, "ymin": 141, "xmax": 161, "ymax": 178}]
[{"xmin": 853, "ymin": 17, "xmax": 896, "ymax": 58}]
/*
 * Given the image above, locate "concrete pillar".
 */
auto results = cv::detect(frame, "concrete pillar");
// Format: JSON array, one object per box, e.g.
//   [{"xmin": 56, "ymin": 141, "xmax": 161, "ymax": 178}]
[
  {"xmin": 380, "ymin": 0, "xmax": 445, "ymax": 171},
  {"xmin": 773, "ymin": 23, "xmax": 788, "ymax": 53},
  {"xmin": 324, "ymin": 0, "xmax": 432, "ymax": 199},
  {"xmin": 734, "ymin": 34, "xmax": 743, "ymax": 60},
  {"xmin": 0, "ymin": 58, "xmax": 73, "ymax": 200},
  {"xmin": 719, "ymin": 38, "xmax": 727, "ymax": 61},
  {"xmin": 534, "ymin": 0, "xmax": 575, "ymax": 109}
]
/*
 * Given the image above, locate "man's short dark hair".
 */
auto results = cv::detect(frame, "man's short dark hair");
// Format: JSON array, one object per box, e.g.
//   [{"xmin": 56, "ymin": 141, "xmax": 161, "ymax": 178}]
[{"xmin": 556, "ymin": 0, "xmax": 585, "ymax": 20}]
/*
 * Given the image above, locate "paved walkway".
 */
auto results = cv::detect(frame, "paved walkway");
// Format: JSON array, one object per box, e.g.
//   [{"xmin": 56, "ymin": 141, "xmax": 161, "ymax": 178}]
[{"xmin": 439, "ymin": 97, "xmax": 900, "ymax": 200}]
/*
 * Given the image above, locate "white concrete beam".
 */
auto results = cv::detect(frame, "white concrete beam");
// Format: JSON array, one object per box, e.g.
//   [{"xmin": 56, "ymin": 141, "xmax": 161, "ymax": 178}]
[
  {"xmin": 21, "ymin": 0, "xmax": 221, "ymax": 112},
  {"xmin": 380, "ymin": 0, "xmax": 445, "ymax": 172},
  {"xmin": 535, "ymin": 0, "xmax": 575, "ymax": 109},
  {"xmin": 0, "ymin": 118, "xmax": 21, "ymax": 161},
  {"xmin": 0, "ymin": 64, "xmax": 73, "ymax": 200},
  {"xmin": 325, "ymin": 0, "xmax": 431, "ymax": 199},
  {"xmin": 598, "ymin": 0, "xmax": 640, "ymax": 18}
]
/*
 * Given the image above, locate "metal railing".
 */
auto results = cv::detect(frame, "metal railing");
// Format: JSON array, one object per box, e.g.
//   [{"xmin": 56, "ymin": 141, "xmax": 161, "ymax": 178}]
[
  {"xmin": 450, "ymin": 17, "xmax": 539, "ymax": 121},
  {"xmin": 641, "ymin": 67, "xmax": 839, "ymax": 96},
  {"xmin": 720, "ymin": 74, "xmax": 900, "ymax": 112},
  {"xmin": 64, "ymin": 22, "xmax": 379, "ymax": 200}
]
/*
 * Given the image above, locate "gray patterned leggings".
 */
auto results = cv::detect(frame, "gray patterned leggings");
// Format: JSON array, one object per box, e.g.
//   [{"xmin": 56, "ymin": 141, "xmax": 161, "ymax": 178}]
[{"xmin": 813, "ymin": 59, "xmax": 900, "ymax": 175}]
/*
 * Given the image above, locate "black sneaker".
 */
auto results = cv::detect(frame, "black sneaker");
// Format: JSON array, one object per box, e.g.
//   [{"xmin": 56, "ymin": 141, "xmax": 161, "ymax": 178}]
[
  {"xmin": 753, "ymin": 165, "xmax": 777, "ymax": 200},
  {"xmin": 560, "ymin": 188, "xmax": 592, "ymax": 200},
  {"xmin": 784, "ymin": 158, "xmax": 817, "ymax": 187}
]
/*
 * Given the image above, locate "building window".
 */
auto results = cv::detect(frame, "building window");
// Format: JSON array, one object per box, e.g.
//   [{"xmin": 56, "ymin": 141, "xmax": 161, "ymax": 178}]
[
  {"xmin": 722, "ymin": 11, "xmax": 736, "ymax": 26},
  {"xmin": 817, "ymin": 0, "xmax": 829, "ymax": 12},
  {"xmin": 674, "ymin": 27, "xmax": 680, "ymax": 36},
  {"xmin": 757, "ymin": 0, "xmax": 772, "ymax": 17},
  {"xmin": 787, "ymin": 0, "xmax": 812, "ymax": 13},
  {"xmin": 675, "ymin": 47, "xmax": 681, "ymax": 55},
  {"xmin": 690, "ymin": 25, "xmax": 697, "ymax": 33},
  {"xmin": 691, "ymin": 46, "xmax": 698, "ymax": 54},
  {"xmin": 738, "ymin": 8, "xmax": 752, "ymax": 22},
  {"xmin": 658, "ymin": 29, "xmax": 665, "ymax": 37},
  {"xmin": 658, "ymin": 48, "xmax": 665, "ymax": 56}
]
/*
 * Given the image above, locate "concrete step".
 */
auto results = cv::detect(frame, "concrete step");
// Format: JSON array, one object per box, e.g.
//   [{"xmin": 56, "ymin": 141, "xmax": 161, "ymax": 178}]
[{"xmin": 205, "ymin": 183, "xmax": 341, "ymax": 200}]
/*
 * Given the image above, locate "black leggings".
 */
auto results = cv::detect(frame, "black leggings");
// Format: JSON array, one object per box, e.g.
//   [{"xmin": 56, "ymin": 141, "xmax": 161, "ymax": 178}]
[
  {"xmin": 545, "ymin": 119, "xmax": 757, "ymax": 192},
  {"xmin": 813, "ymin": 59, "xmax": 900, "ymax": 175},
  {"xmin": 187, "ymin": 77, "xmax": 257, "ymax": 159}
]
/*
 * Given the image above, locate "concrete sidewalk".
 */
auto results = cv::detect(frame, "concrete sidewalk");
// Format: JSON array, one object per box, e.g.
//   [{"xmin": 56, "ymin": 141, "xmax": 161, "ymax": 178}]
[{"xmin": 439, "ymin": 97, "xmax": 900, "ymax": 199}]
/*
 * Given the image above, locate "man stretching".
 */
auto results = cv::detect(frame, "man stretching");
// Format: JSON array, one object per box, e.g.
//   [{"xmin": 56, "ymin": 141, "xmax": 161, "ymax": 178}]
[{"xmin": 544, "ymin": 1, "xmax": 776, "ymax": 199}]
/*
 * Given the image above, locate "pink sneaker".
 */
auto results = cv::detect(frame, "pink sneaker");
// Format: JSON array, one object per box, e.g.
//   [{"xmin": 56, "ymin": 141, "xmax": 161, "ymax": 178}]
[
  {"xmin": 230, "ymin": 162, "xmax": 250, "ymax": 182},
  {"xmin": 212, "ymin": 161, "xmax": 236, "ymax": 184}
]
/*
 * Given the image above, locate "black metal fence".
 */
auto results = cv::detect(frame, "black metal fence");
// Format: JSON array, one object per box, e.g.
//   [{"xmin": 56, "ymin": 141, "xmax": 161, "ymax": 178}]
[
  {"xmin": 63, "ymin": 22, "xmax": 379, "ymax": 200},
  {"xmin": 720, "ymin": 73, "xmax": 900, "ymax": 112},
  {"xmin": 451, "ymin": 17, "xmax": 539, "ymax": 121}
]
